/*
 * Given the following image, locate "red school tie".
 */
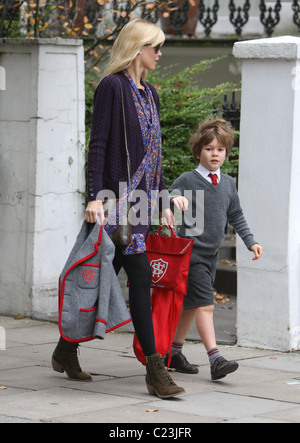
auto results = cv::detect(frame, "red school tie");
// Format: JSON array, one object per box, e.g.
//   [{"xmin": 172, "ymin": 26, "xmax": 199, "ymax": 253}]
[{"xmin": 208, "ymin": 173, "xmax": 218, "ymax": 186}]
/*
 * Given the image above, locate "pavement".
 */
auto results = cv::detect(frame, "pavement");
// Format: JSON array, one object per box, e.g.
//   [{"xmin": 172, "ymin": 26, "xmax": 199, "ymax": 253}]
[{"xmin": 0, "ymin": 314, "xmax": 300, "ymax": 424}]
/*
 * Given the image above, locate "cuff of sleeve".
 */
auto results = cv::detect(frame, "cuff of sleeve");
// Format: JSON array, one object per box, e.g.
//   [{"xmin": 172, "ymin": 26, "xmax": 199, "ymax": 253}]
[
  {"xmin": 93, "ymin": 320, "xmax": 106, "ymax": 340},
  {"xmin": 245, "ymin": 236, "xmax": 258, "ymax": 250},
  {"xmin": 87, "ymin": 170, "xmax": 102, "ymax": 201}
]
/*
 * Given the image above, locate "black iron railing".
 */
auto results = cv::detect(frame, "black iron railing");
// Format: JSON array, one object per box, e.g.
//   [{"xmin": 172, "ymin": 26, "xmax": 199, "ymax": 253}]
[
  {"xmin": 223, "ymin": 92, "xmax": 240, "ymax": 132},
  {"xmin": 259, "ymin": 0, "xmax": 282, "ymax": 37},
  {"xmin": 2, "ymin": 0, "xmax": 300, "ymax": 39},
  {"xmin": 199, "ymin": 0, "xmax": 219, "ymax": 37},
  {"xmin": 125, "ymin": 0, "xmax": 300, "ymax": 38},
  {"xmin": 229, "ymin": 0, "xmax": 251, "ymax": 37}
]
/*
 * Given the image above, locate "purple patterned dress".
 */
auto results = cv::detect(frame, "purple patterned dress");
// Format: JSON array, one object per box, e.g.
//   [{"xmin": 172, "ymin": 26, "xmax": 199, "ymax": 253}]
[{"xmin": 105, "ymin": 71, "xmax": 163, "ymax": 255}]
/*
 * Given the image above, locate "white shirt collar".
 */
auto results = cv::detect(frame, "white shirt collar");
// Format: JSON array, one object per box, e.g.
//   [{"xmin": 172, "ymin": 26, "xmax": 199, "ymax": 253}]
[{"xmin": 195, "ymin": 163, "xmax": 221, "ymax": 184}]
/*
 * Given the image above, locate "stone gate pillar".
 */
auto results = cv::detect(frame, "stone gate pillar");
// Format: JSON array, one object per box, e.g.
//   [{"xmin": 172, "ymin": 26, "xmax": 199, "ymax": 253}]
[
  {"xmin": 233, "ymin": 36, "xmax": 300, "ymax": 351},
  {"xmin": 0, "ymin": 39, "xmax": 85, "ymax": 319}
]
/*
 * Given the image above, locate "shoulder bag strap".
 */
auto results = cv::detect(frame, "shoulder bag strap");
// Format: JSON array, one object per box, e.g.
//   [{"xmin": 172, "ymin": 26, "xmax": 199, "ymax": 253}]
[{"xmin": 116, "ymin": 76, "xmax": 131, "ymax": 197}]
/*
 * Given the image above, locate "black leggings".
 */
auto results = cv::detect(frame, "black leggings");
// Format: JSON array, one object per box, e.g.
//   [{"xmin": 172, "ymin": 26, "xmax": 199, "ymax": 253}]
[{"xmin": 113, "ymin": 248, "xmax": 156, "ymax": 357}]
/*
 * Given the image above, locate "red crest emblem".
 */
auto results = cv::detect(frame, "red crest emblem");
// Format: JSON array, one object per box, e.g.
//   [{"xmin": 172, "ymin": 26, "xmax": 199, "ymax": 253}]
[
  {"xmin": 150, "ymin": 259, "xmax": 168, "ymax": 284},
  {"xmin": 82, "ymin": 269, "xmax": 95, "ymax": 284}
]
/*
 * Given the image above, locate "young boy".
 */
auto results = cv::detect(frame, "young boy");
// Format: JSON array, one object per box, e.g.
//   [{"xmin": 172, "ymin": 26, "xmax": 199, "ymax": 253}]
[{"xmin": 167, "ymin": 118, "xmax": 263, "ymax": 381}]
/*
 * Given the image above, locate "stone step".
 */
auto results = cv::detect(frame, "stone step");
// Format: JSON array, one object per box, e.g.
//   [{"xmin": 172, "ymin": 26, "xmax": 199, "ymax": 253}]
[
  {"xmin": 218, "ymin": 236, "xmax": 236, "ymax": 260},
  {"xmin": 215, "ymin": 236, "xmax": 237, "ymax": 296}
]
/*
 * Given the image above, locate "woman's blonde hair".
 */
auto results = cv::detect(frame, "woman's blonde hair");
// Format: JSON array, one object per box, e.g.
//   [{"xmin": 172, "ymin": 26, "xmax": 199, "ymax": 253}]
[{"xmin": 104, "ymin": 18, "xmax": 165, "ymax": 79}]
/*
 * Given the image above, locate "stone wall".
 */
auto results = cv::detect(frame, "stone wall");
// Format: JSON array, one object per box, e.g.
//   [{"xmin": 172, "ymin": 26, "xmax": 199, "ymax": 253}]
[
  {"xmin": 234, "ymin": 36, "xmax": 300, "ymax": 351},
  {"xmin": 0, "ymin": 39, "xmax": 85, "ymax": 319}
]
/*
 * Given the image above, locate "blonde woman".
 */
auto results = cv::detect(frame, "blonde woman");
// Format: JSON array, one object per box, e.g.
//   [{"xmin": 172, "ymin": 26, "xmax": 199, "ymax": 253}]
[{"xmin": 52, "ymin": 19, "xmax": 185, "ymax": 399}]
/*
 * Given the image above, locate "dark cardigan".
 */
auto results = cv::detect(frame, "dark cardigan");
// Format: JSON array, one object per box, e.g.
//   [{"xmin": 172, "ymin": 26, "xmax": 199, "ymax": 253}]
[{"xmin": 87, "ymin": 71, "xmax": 166, "ymax": 202}]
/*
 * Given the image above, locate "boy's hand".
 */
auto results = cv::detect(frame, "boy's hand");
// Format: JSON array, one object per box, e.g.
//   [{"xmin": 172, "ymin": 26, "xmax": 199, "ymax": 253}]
[
  {"xmin": 172, "ymin": 196, "xmax": 189, "ymax": 211},
  {"xmin": 250, "ymin": 244, "xmax": 263, "ymax": 260},
  {"xmin": 161, "ymin": 208, "xmax": 175, "ymax": 229}
]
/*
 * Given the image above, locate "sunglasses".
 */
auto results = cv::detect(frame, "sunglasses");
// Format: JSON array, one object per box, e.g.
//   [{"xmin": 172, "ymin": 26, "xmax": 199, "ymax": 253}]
[
  {"xmin": 154, "ymin": 44, "xmax": 161, "ymax": 54},
  {"xmin": 144, "ymin": 44, "xmax": 162, "ymax": 54}
]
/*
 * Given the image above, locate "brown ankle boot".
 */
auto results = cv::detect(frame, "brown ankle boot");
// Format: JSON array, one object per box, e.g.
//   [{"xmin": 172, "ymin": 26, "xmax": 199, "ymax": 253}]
[
  {"xmin": 145, "ymin": 353, "xmax": 185, "ymax": 399},
  {"xmin": 52, "ymin": 337, "xmax": 92, "ymax": 382}
]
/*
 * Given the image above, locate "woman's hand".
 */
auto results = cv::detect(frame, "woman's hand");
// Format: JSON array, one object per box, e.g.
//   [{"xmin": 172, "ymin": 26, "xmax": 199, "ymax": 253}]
[{"xmin": 85, "ymin": 200, "xmax": 104, "ymax": 224}]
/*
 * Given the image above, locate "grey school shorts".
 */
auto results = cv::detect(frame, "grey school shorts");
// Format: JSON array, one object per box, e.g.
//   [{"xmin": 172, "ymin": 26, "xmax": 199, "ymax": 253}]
[{"xmin": 183, "ymin": 252, "xmax": 218, "ymax": 310}]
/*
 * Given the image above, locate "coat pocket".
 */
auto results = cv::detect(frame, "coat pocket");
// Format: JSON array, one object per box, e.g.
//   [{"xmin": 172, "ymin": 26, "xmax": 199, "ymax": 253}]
[
  {"xmin": 79, "ymin": 306, "xmax": 97, "ymax": 337},
  {"xmin": 78, "ymin": 264, "xmax": 100, "ymax": 289},
  {"xmin": 77, "ymin": 264, "xmax": 100, "ymax": 337}
]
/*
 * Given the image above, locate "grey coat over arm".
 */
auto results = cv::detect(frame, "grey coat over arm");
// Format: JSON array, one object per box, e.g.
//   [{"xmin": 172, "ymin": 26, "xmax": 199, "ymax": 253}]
[{"xmin": 58, "ymin": 221, "xmax": 131, "ymax": 343}]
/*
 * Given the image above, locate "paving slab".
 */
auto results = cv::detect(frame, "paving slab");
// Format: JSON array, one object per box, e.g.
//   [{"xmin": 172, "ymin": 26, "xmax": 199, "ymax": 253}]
[
  {"xmin": 51, "ymin": 403, "xmax": 217, "ymax": 424},
  {"xmin": 0, "ymin": 415, "xmax": 43, "ymax": 423},
  {"xmin": 240, "ymin": 352, "xmax": 300, "ymax": 373},
  {"xmin": 260, "ymin": 406, "xmax": 300, "ymax": 423},
  {"xmin": 145, "ymin": 391, "xmax": 297, "ymax": 421},
  {"xmin": 0, "ymin": 315, "xmax": 300, "ymax": 424},
  {"xmin": 0, "ymin": 387, "xmax": 143, "ymax": 422}
]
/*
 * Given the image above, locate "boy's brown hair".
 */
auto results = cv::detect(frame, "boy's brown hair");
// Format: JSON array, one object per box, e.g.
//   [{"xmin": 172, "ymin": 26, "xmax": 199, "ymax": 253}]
[{"xmin": 190, "ymin": 118, "xmax": 235, "ymax": 163}]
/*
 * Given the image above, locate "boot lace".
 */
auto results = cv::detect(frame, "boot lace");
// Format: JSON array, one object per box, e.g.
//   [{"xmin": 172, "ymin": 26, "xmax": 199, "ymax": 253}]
[{"xmin": 155, "ymin": 358, "xmax": 176, "ymax": 386}]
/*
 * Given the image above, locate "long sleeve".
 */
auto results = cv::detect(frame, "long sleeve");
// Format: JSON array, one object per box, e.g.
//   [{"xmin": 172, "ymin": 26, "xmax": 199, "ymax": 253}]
[
  {"xmin": 87, "ymin": 76, "xmax": 119, "ymax": 201},
  {"xmin": 168, "ymin": 173, "xmax": 187, "ymax": 197},
  {"xmin": 147, "ymin": 83, "xmax": 166, "ymax": 193},
  {"xmin": 227, "ymin": 191, "xmax": 257, "ymax": 250}
]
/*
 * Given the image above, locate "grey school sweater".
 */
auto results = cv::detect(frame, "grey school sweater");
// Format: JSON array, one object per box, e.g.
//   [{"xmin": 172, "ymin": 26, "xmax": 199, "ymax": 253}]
[{"xmin": 169, "ymin": 170, "xmax": 257, "ymax": 257}]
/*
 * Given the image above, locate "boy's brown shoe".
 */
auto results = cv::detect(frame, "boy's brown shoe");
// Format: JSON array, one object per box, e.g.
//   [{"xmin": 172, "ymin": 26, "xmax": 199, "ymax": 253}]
[
  {"xmin": 211, "ymin": 356, "xmax": 239, "ymax": 381},
  {"xmin": 164, "ymin": 352, "xmax": 199, "ymax": 374}
]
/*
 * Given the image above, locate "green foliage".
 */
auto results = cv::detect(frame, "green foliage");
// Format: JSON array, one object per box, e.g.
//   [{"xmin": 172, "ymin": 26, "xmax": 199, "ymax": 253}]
[
  {"xmin": 221, "ymin": 144, "xmax": 239, "ymax": 177},
  {"xmin": 148, "ymin": 58, "xmax": 238, "ymax": 188}
]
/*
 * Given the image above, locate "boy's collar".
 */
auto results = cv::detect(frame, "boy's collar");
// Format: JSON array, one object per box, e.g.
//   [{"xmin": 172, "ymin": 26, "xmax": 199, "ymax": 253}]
[{"xmin": 196, "ymin": 163, "xmax": 221, "ymax": 180}]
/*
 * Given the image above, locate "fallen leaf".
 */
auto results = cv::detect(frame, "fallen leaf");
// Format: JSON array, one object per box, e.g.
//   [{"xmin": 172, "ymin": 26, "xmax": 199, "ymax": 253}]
[
  {"xmin": 0, "ymin": 386, "xmax": 7, "ymax": 390},
  {"xmin": 214, "ymin": 289, "xmax": 231, "ymax": 304},
  {"xmin": 14, "ymin": 314, "xmax": 23, "ymax": 320},
  {"xmin": 219, "ymin": 259, "xmax": 237, "ymax": 267},
  {"xmin": 146, "ymin": 409, "xmax": 158, "ymax": 413}
]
